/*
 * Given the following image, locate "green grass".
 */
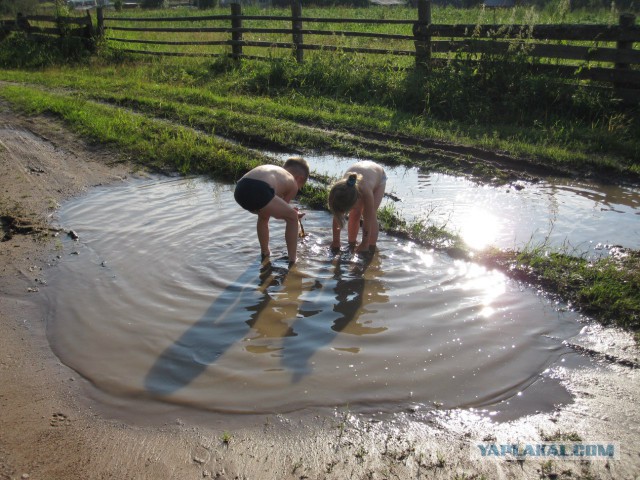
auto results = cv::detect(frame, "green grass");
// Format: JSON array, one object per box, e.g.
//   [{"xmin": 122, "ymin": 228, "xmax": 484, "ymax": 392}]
[
  {"xmin": 98, "ymin": 1, "xmax": 638, "ymax": 74},
  {"xmin": 0, "ymin": 58, "xmax": 637, "ymax": 180},
  {"xmin": 517, "ymin": 249, "xmax": 640, "ymax": 330},
  {"xmin": 0, "ymin": 85, "xmax": 266, "ymax": 179}
]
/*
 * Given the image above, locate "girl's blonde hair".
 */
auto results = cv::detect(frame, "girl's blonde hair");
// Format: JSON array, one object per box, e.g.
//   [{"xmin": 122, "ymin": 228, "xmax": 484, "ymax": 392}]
[{"xmin": 328, "ymin": 172, "xmax": 362, "ymax": 227}]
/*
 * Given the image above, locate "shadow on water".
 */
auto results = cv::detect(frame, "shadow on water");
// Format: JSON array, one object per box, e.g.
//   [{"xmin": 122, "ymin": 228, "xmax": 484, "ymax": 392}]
[
  {"xmin": 282, "ymin": 251, "xmax": 389, "ymax": 383},
  {"xmin": 144, "ymin": 257, "xmax": 291, "ymax": 395},
  {"xmin": 145, "ymin": 249, "xmax": 390, "ymax": 396}
]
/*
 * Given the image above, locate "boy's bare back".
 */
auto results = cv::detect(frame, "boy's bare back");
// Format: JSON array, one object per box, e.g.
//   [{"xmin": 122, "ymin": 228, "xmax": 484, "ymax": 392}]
[
  {"xmin": 242, "ymin": 165, "xmax": 298, "ymax": 203},
  {"xmin": 234, "ymin": 157, "xmax": 309, "ymax": 263}
]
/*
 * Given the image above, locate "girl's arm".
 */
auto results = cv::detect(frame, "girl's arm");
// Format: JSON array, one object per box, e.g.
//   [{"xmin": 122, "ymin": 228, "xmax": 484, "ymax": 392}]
[
  {"xmin": 331, "ymin": 216, "xmax": 341, "ymax": 249},
  {"xmin": 356, "ymin": 188, "xmax": 375, "ymax": 252}
]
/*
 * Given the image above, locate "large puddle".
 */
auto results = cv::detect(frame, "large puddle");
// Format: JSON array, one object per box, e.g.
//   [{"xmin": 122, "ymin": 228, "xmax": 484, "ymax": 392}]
[
  {"xmin": 273, "ymin": 153, "xmax": 640, "ymax": 252},
  {"xmin": 44, "ymin": 175, "xmax": 597, "ymax": 419}
]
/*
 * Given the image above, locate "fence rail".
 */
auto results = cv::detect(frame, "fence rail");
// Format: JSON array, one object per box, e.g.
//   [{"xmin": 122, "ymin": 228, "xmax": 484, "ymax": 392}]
[
  {"xmin": 0, "ymin": 11, "xmax": 95, "ymax": 42},
  {"xmin": 1, "ymin": 1, "xmax": 639, "ymax": 102}
]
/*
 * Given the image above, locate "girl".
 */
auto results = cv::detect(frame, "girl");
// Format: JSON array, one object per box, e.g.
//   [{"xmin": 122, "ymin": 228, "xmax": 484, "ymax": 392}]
[{"xmin": 328, "ymin": 160, "xmax": 386, "ymax": 253}]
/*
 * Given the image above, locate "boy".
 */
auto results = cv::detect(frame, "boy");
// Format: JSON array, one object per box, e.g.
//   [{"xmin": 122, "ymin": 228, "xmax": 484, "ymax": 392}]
[{"xmin": 234, "ymin": 157, "xmax": 309, "ymax": 264}]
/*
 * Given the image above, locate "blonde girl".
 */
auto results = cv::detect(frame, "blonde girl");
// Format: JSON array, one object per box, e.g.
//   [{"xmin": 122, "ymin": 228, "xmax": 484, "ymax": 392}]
[{"xmin": 328, "ymin": 160, "xmax": 386, "ymax": 253}]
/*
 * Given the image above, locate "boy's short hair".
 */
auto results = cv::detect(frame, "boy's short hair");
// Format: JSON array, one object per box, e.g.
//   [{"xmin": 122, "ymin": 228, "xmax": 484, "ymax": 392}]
[{"xmin": 283, "ymin": 156, "xmax": 310, "ymax": 180}]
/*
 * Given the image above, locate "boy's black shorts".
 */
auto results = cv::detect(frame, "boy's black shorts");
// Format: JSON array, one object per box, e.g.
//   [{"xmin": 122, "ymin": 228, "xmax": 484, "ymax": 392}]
[{"xmin": 234, "ymin": 178, "xmax": 275, "ymax": 213}]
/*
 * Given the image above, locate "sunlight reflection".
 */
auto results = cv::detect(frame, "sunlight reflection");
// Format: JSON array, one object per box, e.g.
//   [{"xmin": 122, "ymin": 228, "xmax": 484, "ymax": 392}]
[
  {"xmin": 479, "ymin": 306, "xmax": 495, "ymax": 318},
  {"xmin": 447, "ymin": 261, "xmax": 507, "ymax": 318},
  {"xmin": 459, "ymin": 208, "xmax": 501, "ymax": 250},
  {"xmin": 416, "ymin": 249, "xmax": 435, "ymax": 267}
]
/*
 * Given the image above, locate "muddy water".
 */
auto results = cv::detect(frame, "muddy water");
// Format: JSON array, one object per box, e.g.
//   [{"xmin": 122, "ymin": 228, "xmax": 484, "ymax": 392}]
[
  {"xmin": 275, "ymin": 153, "xmax": 640, "ymax": 252},
  {"xmin": 45, "ymin": 176, "xmax": 586, "ymax": 418}
]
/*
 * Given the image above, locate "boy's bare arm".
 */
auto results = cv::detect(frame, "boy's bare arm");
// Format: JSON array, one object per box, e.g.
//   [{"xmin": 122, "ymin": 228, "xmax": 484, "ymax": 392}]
[{"xmin": 280, "ymin": 177, "xmax": 300, "ymax": 203}]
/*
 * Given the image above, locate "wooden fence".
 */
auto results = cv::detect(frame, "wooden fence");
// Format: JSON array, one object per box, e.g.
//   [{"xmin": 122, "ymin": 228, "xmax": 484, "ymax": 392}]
[
  {"xmin": 99, "ymin": 1, "xmax": 640, "ymax": 101},
  {"xmin": 2, "ymin": 1, "xmax": 639, "ymax": 101}
]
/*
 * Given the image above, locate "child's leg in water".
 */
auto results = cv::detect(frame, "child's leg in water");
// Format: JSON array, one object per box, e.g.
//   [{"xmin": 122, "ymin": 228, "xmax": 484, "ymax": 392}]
[
  {"xmin": 347, "ymin": 206, "xmax": 362, "ymax": 244},
  {"xmin": 370, "ymin": 180, "xmax": 385, "ymax": 247}
]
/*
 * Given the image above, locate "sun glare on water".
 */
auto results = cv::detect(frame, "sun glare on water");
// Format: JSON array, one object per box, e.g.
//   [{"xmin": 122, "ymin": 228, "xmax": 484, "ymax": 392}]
[{"xmin": 459, "ymin": 208, "xmax": 501, "ymax": 250}]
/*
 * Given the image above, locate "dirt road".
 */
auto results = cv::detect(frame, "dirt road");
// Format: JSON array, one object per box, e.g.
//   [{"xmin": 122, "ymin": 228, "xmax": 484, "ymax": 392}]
[{"xmin": 1, "ymin": 106, "xmax": 638, "ymax": 480}]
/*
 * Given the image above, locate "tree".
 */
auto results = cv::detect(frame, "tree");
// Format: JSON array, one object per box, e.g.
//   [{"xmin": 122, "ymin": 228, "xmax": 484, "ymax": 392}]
[
  {"xmin": 141, "ymin": 0, "xmax": 166, "ymax": 7},
  {"xmin": 198, "ymin": 0, "xmax": 216, "ymax": 8},
  {"xmin": 0, "ymin": 0, "xmax": 39, "ymax": 16}
]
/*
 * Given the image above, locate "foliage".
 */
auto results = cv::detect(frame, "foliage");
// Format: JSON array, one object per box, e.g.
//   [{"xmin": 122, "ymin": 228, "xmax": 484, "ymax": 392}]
[
  {"xmin": 304, "ymin": 0, "xmax": 371, "ymax": 7},
  {"xmin": 141, "ymin": 0, "xmax": 166, "ymax": 8},
  {"xmin": 201, "ymin": 51, "xmax": 639, "ymax": 171},
  {"xmin": 197, "ymin": 0, "xmax": 216, "ymax": 8},
  {"xmin": 0, "ymin": 85, "xmax": 264, "ymax": 178},
  {"xmin": 0, "ymin": 0, "xmax": 39, "ymax": 16},
  {"xmin": 0, "ymin": 32, "xmax": 91, "ymax": 68},
  {"xmin": 1, "ymin": 58, "xmax": 637, "ymax": 178}
]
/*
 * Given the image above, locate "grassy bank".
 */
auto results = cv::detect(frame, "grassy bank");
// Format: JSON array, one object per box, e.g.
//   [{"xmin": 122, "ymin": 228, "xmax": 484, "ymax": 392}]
[
  {"xmin": 1, "ymin": 58, "xmax": 638, "ymax": 182},
  {"xmin": 0, "ymin": 16, "xmax": 638, "ymax": 335}
]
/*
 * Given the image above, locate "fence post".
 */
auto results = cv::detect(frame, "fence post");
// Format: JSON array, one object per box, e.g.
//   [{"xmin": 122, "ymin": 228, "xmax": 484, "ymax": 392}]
[
  {"xmin": 614, "ymin": 13, "xmax": 636, "ymax": 101},
  {"xmin": 291, "ymin": 0, "xmax": 303, "ymax": 63},
  {"xmin": 413, "ymin": 0, "xmax": 431, "ymax": 68},
  {"xmin": 16, "ymin": 12, "xmax": 31, "ymax": 33},
  {"xmin": 85, "ymin": 10, "xmax": 93, "ymax": 38},
  {"xmin": 230, "ymin": 2, "xmax": 243, "ymax": 60},
  {"xmin": 97, "ymin": 6, "xmax": 104, "ymax": 39}
]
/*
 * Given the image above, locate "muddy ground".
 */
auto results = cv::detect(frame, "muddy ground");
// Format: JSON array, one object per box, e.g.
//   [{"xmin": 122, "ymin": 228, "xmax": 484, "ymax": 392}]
[{"xmin": 0, "ymin": 105, "xmax": 639, "ymax": 480}]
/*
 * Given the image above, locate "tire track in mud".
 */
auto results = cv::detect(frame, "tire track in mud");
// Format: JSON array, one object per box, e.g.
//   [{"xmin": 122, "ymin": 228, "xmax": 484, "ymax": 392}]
[
  {"xmin": 91, "ymin": 92, "xmax": 545, "ymax": 183},
  {"xmin": 1, "ymin": 80, "xmax": 581, "ymax": 185}
]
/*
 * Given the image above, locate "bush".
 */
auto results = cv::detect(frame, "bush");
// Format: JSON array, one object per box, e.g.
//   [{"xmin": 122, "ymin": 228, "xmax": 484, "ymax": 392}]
[
  {"xmin": 0, "ymin": 0, "xmax": 39, "ymax": 16},
  {"xmin": 198, "ymin": 0, "xmax": 216, "ymax": 8},
  {"xmin": 141, "ymin": 0, "xmax": 165, "ymax": 8},
  {"xmin": 0, "ymin": 32, "xmax": 91, "ymax": 68}
]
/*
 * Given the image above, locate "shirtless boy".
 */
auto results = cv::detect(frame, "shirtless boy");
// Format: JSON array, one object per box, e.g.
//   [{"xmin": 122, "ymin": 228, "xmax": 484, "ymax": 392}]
[{"xmin": 234, "ymin": 157, "xmax": 309, "ymax": 264}]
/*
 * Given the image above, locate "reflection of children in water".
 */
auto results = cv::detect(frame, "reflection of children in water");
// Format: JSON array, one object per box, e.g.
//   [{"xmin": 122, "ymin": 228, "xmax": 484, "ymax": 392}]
[
  {"xmin": 247, "ymin": 253, "xmax": 388, "ymax": 346},
  {"xmin": 280, "ymin": 252, "xmax": 389, "ymax": 381},
  {"xmin": 244, "ymin": 258, "xmax": 302, "ymax": 354},
  {"xmin": 330, "ymin": 252, "xmax": 388, "ymax": 335},
  {"xmin": 145, "ymin": 250, "xmax": 389, "ymax": 394}
]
